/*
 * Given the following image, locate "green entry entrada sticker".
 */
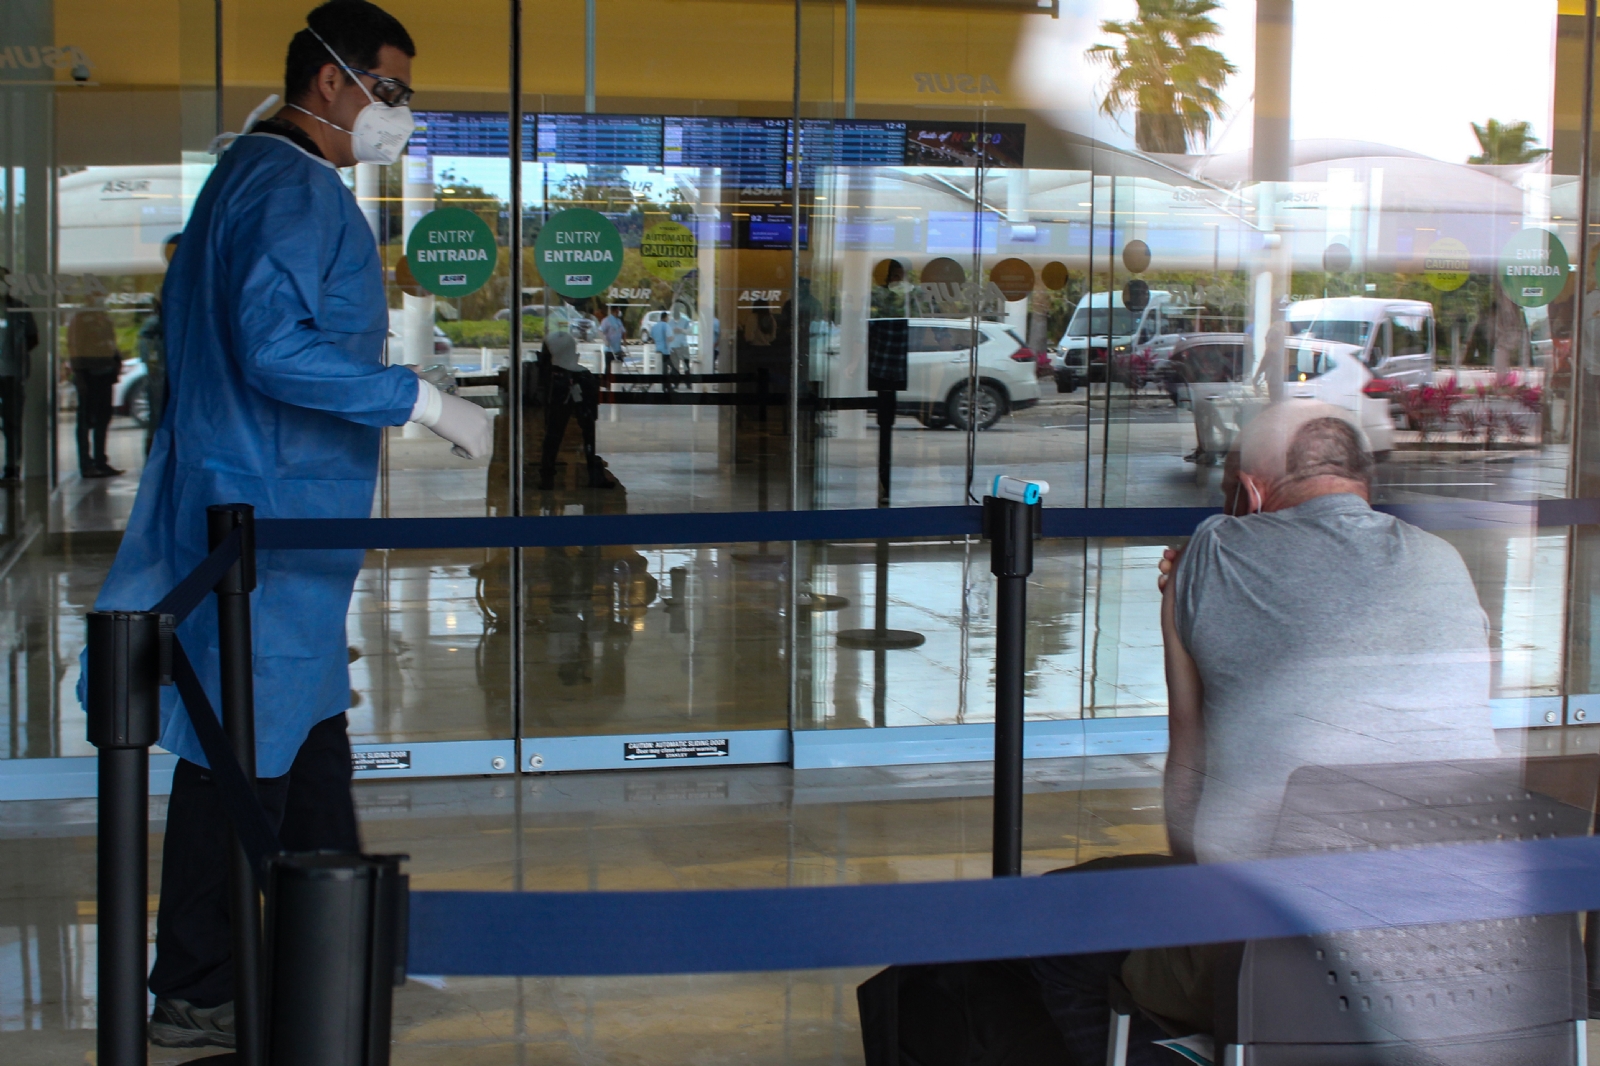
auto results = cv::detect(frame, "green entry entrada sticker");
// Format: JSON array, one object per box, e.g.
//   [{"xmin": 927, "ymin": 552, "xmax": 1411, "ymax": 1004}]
[
  {"xmin": 1497, "ymin": 228, "xmax": 1569, "ymax": 308},
  {"xmin": 534, "ymin": 208, "xmax": 624, "ymax": 299},
  {"xmin": 405, "ymin": 207, "xmax": 498, "ymax": 298}
]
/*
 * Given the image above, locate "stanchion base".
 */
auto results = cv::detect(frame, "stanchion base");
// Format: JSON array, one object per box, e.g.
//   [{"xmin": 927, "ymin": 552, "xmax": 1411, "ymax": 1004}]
[
  {"xmin": 799, "ymin": 592, "xmax": 850, "ymax": 611},
  {"xmin": 837, "ymin": 628, "xmax": 926, "ymax": 650}
]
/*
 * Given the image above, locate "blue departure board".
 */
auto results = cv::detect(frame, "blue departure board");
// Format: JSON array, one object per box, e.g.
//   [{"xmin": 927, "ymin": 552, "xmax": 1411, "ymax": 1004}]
[
  {"xmin": 663, "ymin": 116, "xmax": 788, "ymax": 190},
  {"xmin": 536, "ymin": 113, "xmax": 663, "ymax": 165},
  {"xmin": 795, "ymin": 119, "xmax": 908, "ymax": 186},
  {"xmin": 744, "ymin": 212, "xmax": 808, "ymax": 249},
  {"xmin": 409, "ymin": 111, "xmax": 504, "ymax": 158}
]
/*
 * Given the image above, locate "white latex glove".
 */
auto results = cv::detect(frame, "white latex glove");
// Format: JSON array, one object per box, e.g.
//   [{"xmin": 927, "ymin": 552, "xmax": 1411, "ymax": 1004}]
[{"xmin": 410, "ymin": 378, "xmax": 491, "ymax": 459}]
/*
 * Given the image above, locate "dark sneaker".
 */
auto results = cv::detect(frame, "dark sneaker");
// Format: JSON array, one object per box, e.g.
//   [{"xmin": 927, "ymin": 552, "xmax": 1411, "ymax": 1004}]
[{"xmin": 148, "ymin": 997, "xmax": 235, "ymax": 1048}]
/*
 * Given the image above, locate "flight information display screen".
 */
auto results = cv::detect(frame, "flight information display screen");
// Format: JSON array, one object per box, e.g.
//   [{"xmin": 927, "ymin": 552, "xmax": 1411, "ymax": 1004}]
[
  {"xmin": 743, "ymin": 212, "xmax": 808, "ymax": 249},
  {"xmin": 663, "ymin": 116, "xmax": 788, "ymax": 189},
  {"xmin": 794, "ymin": 119, "xmax": 908, "ymax": 186},
  {"xmin": 409, "ymin": 111, "xmax": 513, "ymax": 157},
  {"xmin": 536, "ymin": 113, "xmax": 663, "ymax": 166},
  {"xmin": 408, "ymin": 114, "xmax": 1025, "ymax": 176}
]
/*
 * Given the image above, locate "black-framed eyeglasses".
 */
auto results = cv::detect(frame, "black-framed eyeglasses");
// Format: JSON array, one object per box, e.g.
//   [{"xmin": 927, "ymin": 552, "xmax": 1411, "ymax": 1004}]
[{"xmin": 348, "ymin": 67, "xmax": 413, "ymax": 107}]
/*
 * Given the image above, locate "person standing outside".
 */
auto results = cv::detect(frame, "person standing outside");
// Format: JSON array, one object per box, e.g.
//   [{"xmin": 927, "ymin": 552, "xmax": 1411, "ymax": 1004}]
[
  {"xmin": 649, "ymin": 312, "xmax": 678, "ymax": 391},
  {"xmin": 0, "ymin": 266, "xmax": 39, "ymax": 480},
  {"xmin": 137, "ymin": 297, "xmax": 167, "ymax": 454},
  {"xmin": 88, "ymin": 1, "xmax": 488, "ymax": 1049},
  {"xmin": 67, "ymin": 292, "xmax": 123, "ymax": 478},
  {"xmin": 599, "ymin": 303, "xmax": 626, "ymax": 373}
]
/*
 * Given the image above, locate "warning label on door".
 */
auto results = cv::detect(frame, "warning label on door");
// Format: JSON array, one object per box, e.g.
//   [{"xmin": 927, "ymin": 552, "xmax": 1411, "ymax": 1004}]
[
  {"xmin": 352, "ymin": 750, "xmax": 412, "ymax": 772},
  {"xmin": 623, "ymin": 738, "xmax": 729, "ymax": 761}
]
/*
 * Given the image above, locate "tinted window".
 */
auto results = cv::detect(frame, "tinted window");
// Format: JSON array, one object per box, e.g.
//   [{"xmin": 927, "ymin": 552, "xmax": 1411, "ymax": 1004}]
[
  {"xmin": 1065, "ymin": 307, "xmax": 1136, "ymax": 338},
  {"xmin": 1183, "ymin": 344, "xmax": 1240, "ymax": 383},
  {"xmin": 909, "ymin": 325, "xmax": 978, "ymax": 352},
  {"xmin": 1391, "ymin": 314, "xmax": 1431, "ymax": 357},
  {"xmin": 1289, "ymin": 318, "xmax": 1372, "ymax": 347},
  {"xmin": 1285, "ymin": 345, "xmax": 1339, "ymax": 381}
]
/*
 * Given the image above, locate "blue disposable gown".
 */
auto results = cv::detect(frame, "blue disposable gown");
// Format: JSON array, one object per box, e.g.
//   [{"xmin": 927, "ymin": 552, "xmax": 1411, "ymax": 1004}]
[{"xmin": 90, "ymin": 131, "xmax": 419, "ymax": 778}]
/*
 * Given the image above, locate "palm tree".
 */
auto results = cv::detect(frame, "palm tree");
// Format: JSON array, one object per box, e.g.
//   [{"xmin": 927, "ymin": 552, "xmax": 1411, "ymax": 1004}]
[
  {"xmin": 1467, "ymin": 119, "xmax": 1549, "ymax": 165},
  {"xmin": 1087, "ymin": 0, "xmax": 1236, "ymax": 155}
]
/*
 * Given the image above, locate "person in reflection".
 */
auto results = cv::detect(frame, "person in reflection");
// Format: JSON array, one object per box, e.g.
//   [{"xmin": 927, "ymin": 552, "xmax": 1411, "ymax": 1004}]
[
  {"xmin": 649, "ymin": 312, "xmax": 679, "ymax": 391},
  {"xmin": 137, "ymin": 297, "xmax": 167, "ymax": 454},
  {"xmin": 0, "ymin": 266, "xmax": 39, "ymax": 480},
  {"xmin": 1028, "ymin": 401, "xmax": 1499, "ymax": 1065},
  {"xmin": 67, "ymin": 292, "xmax": 124, "ymax": 478},
  {"xmin": 540, "ymin": 330, "xmax": 611, "ymax": 490},
  {"xmin": 600, "ymin": 303, "xmax": 626, "ymax": 373}
]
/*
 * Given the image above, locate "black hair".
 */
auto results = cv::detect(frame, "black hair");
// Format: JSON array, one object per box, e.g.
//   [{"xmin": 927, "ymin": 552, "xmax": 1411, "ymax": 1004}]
[
  {"xmin": 1285, "ymin": 416, "xmax": 1373, "ymax": 486},
  {"xmin": 283, "ymin": 1, "xmax": 414, "ymax": 104}
]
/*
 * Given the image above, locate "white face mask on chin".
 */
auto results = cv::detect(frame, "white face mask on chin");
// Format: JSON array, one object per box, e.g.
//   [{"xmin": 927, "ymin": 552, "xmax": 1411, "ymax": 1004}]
[{"xmin": 291, "ymin": 26, "xmax": 414, "ymax": 165}]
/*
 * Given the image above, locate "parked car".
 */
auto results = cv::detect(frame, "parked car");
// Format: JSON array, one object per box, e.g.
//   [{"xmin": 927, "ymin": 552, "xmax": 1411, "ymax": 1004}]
[
  {"xmin": 1157, "ymin": 333, "xmax": 1248, "ymax": 408},
  {"xmin": 886, "ymin": 318, "xmax": 1041, "ymax": 431},
  {"xmin": 112, "ymin": 358, "xmax": 150, "ymax": 426},
  {"xmin": 1189, "ymin": 338, "xmax": 1395, "ymax": 464},
  {"xmin": 387, "ymin": 319, "xmax": 453, "ymax": 362}
]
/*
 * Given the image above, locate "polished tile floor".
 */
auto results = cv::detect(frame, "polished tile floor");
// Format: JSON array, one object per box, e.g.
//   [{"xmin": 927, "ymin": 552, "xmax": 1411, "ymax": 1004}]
[{"xmin": 0, "ymin": 756, "xmax": 1171, "ymax": 1064}]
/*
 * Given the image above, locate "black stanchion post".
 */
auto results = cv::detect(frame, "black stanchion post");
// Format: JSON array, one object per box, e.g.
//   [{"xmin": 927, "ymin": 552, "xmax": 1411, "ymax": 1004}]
[
  {"xmin": 88, "ymin": 610, "xmax": 163, "ymax": 1066},
  {"xmin": 984, "ymin": 482, "xmax": 1041, "ymax": 878},
  {"xmin": 837, "ymin": 319, "xmax": 925, "ymax": 675},
  {"xmin": 875, "ymin": 388, "xmax": 895, "ymax": 507},
  {"xmin": 264, "ymin": 853, "xmax": 409, "ymax": 1066},
  {"xmin": 208, "ymin": 502, "xmax": 262, "ymax": 1065}
]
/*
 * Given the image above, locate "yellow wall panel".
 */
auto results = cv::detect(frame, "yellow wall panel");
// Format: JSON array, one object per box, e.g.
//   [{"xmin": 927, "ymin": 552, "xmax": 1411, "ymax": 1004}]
[
  {"xmin": 853, "ymin": 8, "xmax": 1025, "ymax": 108},
  {"xmin": 224, "ymin": 0, "xmax": 521, "ymax": 95},
  {"xmin": 54, "ymin": 0, "xmax": 180, "ymax": 88}
]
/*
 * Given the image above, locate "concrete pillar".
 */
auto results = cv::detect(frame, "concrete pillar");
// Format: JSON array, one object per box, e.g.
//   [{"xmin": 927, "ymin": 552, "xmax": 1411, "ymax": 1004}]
[
  {"xmin": 1252, "ymin": 0, "xmax": 1293, "ymax": 183},
  {"xmin": 401, "ymin": 150, "xmax": 435, "ymax": 366}
]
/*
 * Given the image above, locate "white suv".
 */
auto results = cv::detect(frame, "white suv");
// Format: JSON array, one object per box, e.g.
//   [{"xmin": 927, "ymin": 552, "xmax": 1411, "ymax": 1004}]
[{"xmin": 879, "ymin": 318, "xmax": 1042, "ymax": 430}]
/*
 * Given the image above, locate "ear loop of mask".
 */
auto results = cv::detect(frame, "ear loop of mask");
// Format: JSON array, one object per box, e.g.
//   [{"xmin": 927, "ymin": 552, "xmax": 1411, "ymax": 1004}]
[
  {"xmin": 1245, "ymin": 479, "xmax": 1263, "ymax": 514},
  {"xmin": 290, "ymin": 22, "xmax": 379, "ymax": 133}
]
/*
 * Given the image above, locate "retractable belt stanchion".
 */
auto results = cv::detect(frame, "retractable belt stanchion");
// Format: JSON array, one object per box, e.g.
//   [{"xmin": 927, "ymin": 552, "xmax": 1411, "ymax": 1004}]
[
  {"xmin": 208, "ymin": 502, "xmax": 264, "ymax": 1066},
  {"xmin": 264, "ymin": 854, "xmax": 409, "ymax": 1066},
  {"xmin": 87, "ymin": 610, "xmax": 163, "ymax": 1066},
  {"xmin": 983, "ymin": 476, "xmax": 1047, "ymax": 878}
]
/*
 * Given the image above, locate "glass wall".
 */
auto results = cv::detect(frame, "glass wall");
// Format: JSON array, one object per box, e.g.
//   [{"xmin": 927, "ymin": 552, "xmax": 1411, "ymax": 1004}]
[
  {"xmin": 5, "ymin": 0, "xmax": 1600, "ymax": 1061},
  {"xmin": 0, "ymin": 0, "xmax": 1594, "ymax": 779}
]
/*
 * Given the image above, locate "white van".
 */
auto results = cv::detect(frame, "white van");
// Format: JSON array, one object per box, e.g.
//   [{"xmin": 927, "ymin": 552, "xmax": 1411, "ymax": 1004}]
[
  {"xmin": 1052, "ymin": 290, "xmax": 1173, "ymax": 392},
  {"xmin": 1286, "ymin": 297, "xmax": 1435, "ymax": 389}
]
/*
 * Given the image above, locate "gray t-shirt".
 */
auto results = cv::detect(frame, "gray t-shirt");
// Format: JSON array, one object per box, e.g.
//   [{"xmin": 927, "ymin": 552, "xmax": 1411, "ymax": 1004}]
[{"xmin": 1173, "ymin": 493, "xmax": 1498, "ymax": 862}]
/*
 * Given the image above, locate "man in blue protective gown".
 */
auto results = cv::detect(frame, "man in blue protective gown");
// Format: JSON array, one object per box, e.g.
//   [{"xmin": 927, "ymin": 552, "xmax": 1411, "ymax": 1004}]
[{"xmin": 88, "ymin": 1, "xmax": 489, "ymax": 1049}]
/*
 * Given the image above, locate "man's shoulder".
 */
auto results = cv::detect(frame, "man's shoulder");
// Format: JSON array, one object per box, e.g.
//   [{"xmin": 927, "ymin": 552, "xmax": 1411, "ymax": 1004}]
[
  {"xmin": 1188, "ymin": 498, "xmax": 1469, "ymax": 580},
  {"xmin": 210, "ymin": 136, "xmax": 342, "ymax": 211}
]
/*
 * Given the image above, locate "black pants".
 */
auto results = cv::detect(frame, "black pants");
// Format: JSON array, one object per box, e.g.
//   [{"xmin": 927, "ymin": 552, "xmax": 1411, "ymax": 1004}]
[
  {"xmin": 540, "ymin": 370, "xmax": 602, "ymax": 486},
  {"xmin": 0, "ymin": 376, "xmax": 22, "ymax": 477},
  {"xmin": 149, "ymin": 713, "xmax": 360, "ymax": 1007},
  {"xmin": 72, "ymin": 369, "xmax": 116, "ymax": 473}
]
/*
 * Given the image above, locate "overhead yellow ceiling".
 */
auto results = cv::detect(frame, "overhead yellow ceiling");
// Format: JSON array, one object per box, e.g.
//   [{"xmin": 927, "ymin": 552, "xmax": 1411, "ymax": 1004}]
[{"xmin": 49, "ymin": 0, "xmax": 1029, "ymax": 110}]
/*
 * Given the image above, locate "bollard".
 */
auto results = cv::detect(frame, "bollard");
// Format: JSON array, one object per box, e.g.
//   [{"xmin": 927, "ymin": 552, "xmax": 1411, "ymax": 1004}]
[
  {"xmin": 87, "ymin": 610, "xmax": 164, "ymax": 1066},
  {"xmin": 208, "ymin": 502, "xmax": 263, "ymax": 1065},
  {"xmin": 983, "ymin": 478, "xmax": 1045, "ymax": 878},
  {"xmin": 264, "ymin": 853, "xmax": 409, "ymax": 1066}
]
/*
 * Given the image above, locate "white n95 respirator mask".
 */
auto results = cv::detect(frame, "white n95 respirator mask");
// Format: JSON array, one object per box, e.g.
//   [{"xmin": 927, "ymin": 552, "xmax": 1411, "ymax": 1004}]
[{"xmin": 345, "ymin": 100, "xmax": 413, "ymax": 165}]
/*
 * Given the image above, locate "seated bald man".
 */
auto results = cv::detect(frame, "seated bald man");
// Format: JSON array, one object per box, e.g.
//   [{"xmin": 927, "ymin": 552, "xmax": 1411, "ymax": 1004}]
[{"xmin": 1030, "ymin": 401, "xmax": 1499, "ymax": 1065}]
